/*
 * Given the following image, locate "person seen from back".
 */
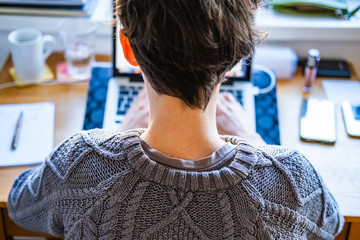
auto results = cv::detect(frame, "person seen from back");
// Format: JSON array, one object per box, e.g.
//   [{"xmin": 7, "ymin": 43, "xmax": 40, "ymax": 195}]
[{"xmin": 8, "ymin": 0, "xmax": 343, "ymax": 239}]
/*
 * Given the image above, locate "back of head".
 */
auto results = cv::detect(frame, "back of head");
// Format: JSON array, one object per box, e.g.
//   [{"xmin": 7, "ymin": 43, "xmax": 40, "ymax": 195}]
[{"xmin": 116, "ymin": 0, "xmax": 263, "ymax": 109}]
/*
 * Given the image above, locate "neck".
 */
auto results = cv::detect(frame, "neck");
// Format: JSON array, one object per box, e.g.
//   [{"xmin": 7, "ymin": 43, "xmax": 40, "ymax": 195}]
[{"xmin": 141, "ymin": 83, "xmax": 224, "ymax": 160}]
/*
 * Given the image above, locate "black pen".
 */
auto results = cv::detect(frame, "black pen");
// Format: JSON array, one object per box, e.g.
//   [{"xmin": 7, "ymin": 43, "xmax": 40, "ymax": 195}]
[{"xmin": 11, "ymin": 111, "xmax": 23, "ymax": 150}]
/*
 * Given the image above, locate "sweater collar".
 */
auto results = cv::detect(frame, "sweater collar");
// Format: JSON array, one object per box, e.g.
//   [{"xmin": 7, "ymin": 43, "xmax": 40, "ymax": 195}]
[{"xmin": 122, "ymin": 129, "xmax": 259, "ymax": 191}]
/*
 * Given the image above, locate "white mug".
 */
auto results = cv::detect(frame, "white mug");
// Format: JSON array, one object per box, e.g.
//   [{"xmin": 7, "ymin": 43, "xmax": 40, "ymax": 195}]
[{"xmin": 8, "ymin": 28, "xmax": 55, "ymax": 79}]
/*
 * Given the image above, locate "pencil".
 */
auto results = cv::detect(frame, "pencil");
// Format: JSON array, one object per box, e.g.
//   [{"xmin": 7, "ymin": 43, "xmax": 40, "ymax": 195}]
[{"xmin": 11, "ymin": 111, "xmax": 23, "ymax": 150}]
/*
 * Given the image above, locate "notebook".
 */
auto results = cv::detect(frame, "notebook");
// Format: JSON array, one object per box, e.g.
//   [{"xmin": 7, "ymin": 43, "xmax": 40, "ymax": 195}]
[
  {"xmin": 103, "ymin": 22, "xmax": 257, "ymax": 131},
  {"xmin": 0, "ymin": 102, "xmax": 54, "ymax": 167}
]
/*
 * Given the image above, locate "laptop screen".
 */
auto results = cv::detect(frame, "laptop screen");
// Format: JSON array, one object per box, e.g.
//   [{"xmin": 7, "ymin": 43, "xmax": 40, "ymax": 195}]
[{"xmin": 113, "ymin": 23, "xmax": 251, "ymax": 82}]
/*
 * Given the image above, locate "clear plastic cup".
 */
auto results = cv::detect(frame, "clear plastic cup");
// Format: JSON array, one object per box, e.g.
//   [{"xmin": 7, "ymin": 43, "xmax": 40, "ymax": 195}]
[{"xmin": 59, "ymin": 18, "xmax": 97, "ymax": 80}]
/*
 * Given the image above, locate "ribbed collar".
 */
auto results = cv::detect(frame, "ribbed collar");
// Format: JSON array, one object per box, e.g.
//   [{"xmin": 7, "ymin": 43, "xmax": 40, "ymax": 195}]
[
  {"xmin": 140, "ymin": 138, "xmax": 237, "ymax": 171},
  {"xmin": 83, "ymin": 129, "xmax": 260, "ymax": 192},
  {"xmin": 121, "ymin": 129, "xmax": 259, "ymax": 191}
]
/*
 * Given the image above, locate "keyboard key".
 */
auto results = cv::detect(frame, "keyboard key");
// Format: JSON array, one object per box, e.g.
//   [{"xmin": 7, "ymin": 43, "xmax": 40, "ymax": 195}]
[
  {"xmin": 116, "ymin": 86, "xmax": 143, "ymax": 118},
  {"xmin": 117, "ymin": 109, "xmax": 127, "ymax": 115},
  {"xmin": 119, "ymin": 90, "xmax": 129, "ymax": 95}
]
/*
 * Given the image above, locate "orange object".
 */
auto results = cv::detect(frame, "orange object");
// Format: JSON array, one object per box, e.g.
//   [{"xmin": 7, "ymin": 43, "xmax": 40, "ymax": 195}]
[{"xmin": 120, "ymin": 29, "xmax": 138, "ymax": 66}]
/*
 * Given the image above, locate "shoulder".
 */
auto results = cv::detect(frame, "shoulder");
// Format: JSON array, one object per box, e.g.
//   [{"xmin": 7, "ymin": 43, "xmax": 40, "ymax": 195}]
[
  {"xmin": 46, "ymin": 129, "xmax": 140, "ymax": 182},
  {"xmin": 249, "ymin": 145, "xmax": 322, "ymax": 206},
  {"xmin": 243, "ymin": 144, "xmax": 343, "ymax": 238}
]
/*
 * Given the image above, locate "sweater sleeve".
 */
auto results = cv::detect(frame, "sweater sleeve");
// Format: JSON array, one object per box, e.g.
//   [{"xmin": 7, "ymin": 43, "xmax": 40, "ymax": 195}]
[
  {"xmin": 250, "ymin": 147, "xmax": 344, "ymax": 239},
  {"xmin": 7, "ymin": 132, "xmax": 94, "ymax": 236}
]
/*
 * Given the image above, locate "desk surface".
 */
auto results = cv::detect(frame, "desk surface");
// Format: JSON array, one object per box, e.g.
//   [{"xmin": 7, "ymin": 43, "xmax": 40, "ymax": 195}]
[{"xmin": 0, "ymin": 53, "xmax": 359, "ymax": 222}]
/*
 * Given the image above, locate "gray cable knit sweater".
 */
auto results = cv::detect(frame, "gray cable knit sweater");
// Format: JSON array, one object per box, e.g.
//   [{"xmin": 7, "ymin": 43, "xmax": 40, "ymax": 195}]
[{"xmin": 8, "ymin": 129, "xmax": 344, "ymax": 239}]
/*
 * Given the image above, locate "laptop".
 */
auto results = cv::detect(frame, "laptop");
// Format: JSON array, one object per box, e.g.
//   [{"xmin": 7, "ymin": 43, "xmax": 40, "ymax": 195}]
[{"xmin": 103, "ymin": 23, "xmax": 256, "ymax": 131}]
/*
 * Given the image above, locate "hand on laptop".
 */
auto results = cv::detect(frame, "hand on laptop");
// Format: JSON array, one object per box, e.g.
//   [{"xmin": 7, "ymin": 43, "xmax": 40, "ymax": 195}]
[
  {"xmin": 118, "ymin": 90, "xmax": 265, "ymax": 145},
  {"xmin": 118, "ymin": 88, "xmax": 149, "ymax": 132},
  {"xmin": 217, "ymin": 92, "xmax": 266, "ymax": 145}
]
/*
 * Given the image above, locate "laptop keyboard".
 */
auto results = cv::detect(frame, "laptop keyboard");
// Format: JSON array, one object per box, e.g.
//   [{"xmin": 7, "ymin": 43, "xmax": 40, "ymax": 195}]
[
  {"xmin": 219, "ymin": 89, "xmax": 244, "ymax": 106},
  {"xmin": 115, "ymin": 86, "xmax": 243, "ymax": 123},
  {"xmin": 116, "ymin": 86, "xmax": 143, "ymax": 123}
]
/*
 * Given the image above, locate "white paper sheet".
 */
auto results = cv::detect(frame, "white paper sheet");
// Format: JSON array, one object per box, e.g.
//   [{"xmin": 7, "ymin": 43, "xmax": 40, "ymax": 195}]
[
  {"xmin": 0, "ymin": 102, "xmax": 54, "ymax": 167},
  {"xmin": 322, "ymin": 80, "xmax": 360, "ymax": 103}
]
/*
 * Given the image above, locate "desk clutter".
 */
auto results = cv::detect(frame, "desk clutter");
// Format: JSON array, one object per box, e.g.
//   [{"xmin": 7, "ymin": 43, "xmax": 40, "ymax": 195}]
[
  {"xmin": 0, "ymin": 102, "xmax": 54, "ymax": 167},
  {"xmin": 9, "ymin": 64, "xmax": 55, "ymax": 86},
  {"xmin": 56, "ymin": 62, "xmax": 90, "ymax": 83},
  {"xmin": 2, "ymin": 62, "xmax": 88, "ymax": 89},
  {"xmin": 7, "ymin": 18, "xmax": 96, "ymax": 87},
  {"xmin": 1, "ymin": 60, "xmax": 90, "ymax": 90}
]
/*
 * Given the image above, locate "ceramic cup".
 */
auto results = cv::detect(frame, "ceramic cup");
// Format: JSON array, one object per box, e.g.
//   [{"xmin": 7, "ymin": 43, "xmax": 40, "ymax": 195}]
[{"xmin": 8, "ymin": 28, "xmax": 55, "ymax": 79}]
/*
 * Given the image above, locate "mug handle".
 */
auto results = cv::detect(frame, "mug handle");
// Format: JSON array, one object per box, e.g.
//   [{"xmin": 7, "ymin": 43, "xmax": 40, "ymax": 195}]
[{"xmin": 43, "ymin": 35, "xmax": 56, "ymax": 60}]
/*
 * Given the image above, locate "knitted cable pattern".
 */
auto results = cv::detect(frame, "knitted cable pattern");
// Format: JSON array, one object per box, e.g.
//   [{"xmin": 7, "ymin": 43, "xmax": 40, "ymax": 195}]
[
  {"xmin": 8, "ymin": 129, "xmax": 344, "ymax": 239},
  {"xmin": 217, "ymin": 191, "xmax": 235, "ymax": 239}
]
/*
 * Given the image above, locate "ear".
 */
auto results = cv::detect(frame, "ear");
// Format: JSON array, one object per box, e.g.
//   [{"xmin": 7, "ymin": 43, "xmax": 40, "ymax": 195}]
[{"xmin": 119, "ymin": 28, "xmax": 138, "ymax": 66}]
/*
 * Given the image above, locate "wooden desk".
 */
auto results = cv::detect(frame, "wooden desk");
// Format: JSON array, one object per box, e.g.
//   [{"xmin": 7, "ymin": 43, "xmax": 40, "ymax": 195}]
[{"xmin": 0, "ymin": 53, "xmax": 359, "ymax": 239}]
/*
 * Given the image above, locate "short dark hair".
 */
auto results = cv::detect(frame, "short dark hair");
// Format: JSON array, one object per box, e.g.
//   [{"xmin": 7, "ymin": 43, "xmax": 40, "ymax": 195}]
[{"xmin": 116, "ymin": 0, "xmax": 263, "ymax": 109}]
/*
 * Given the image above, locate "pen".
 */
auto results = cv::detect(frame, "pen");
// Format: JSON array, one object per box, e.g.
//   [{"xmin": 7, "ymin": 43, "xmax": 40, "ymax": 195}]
[{"xmin": 11, "ymin": 111, "xmax": 23, "ymax": 150}]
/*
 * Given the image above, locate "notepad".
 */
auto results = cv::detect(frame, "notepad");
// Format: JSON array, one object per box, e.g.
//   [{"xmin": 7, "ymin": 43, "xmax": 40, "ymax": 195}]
[
  {"xmin": 322, "ymin": 80, "xmax": 360, "ymax": 103},
  {"xmin": 0, "ymin": 102, "xmax": 54, "ymax": 167}
]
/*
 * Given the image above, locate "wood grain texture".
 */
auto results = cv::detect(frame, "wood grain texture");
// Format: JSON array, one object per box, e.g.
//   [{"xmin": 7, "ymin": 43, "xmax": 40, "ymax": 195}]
[
  {"xmin": 348, "ymin": 223, "xmax": 360, "ymax": 240},
  {"xmin": 0, "ymin": 209, "xmax": 6, "ymax": 240},
  {"xmin": 336, "ymin": 223, "xmax": 350, "ymax": 240}
]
